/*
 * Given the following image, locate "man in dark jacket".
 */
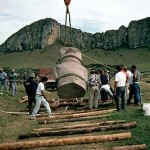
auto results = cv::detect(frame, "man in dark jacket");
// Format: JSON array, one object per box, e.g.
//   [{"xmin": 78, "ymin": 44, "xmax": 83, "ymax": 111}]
[{"xmin": 24, "ymin": 73, "xmax": 38, "ymax": 114}]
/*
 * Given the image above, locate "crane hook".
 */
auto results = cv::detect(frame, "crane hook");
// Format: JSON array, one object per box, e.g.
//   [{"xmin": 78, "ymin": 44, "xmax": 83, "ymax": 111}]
[{"xmin": 64, "ymin": 0, "xmax": 71, "ymax": 6}]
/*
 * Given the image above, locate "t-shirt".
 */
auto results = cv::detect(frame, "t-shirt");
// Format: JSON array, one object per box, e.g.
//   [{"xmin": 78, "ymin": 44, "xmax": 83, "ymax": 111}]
[
  {"xmin": 36, "ymin": 82, "xmax": 45, "ymax": 95},
  {"xmin": 9, "ymin": 72, "xmax": 17, "ymax": 82},
  {"xmin": 100, "ymin": 84, "xmax": 113, "ymax": 96},
  {"xmin": 24, "ymin": 77, "xmax": 38, "ymax": 96},
  {"xmin": 88, "ymin": 73, "xmax": 101, "ymax": 87},
  {"xmin": 115, "ymin": 71, "xmax": 126, "ymax": 87},
  {"xmin": 0, "ymin": 72, "xmax": 7, "ymax": 81},
  {"xmin": 133, "ymin": 71, "xmax": 141, "ymax": 83},
  {"xmin": 127, "ymin": 70, "xmax": 133, "ymax": 84},
  {"xmin": 100, "ymin": 84, "xmax": 111, "ymax": 91}
]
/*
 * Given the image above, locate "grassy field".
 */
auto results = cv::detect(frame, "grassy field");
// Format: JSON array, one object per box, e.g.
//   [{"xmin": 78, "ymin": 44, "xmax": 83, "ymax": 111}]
[
  {"xmin": 0, "ymin": 76, "xmax": 150, "ymax": 149},
  {"xmin": 0, "ymin": 44, "xmax": 150, "ymax": 72},
  {"xmin": 0, "ymin": 45, "xmax": 150, "ymax": 149}
]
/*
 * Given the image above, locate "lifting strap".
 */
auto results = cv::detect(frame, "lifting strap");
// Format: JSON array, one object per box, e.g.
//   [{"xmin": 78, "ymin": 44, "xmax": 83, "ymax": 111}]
[{"xmin": 64, "ymin": 1, "xmax": 72, "ymax": 46}]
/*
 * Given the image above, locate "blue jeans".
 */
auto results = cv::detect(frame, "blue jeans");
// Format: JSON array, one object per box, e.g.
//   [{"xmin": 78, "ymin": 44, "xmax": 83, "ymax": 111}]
[
  {"xmin": 0, "ymin": 80, "xmax": 7, "ymax": 92},
  {"xmin": 11, "ymin": 82, "xmax": 17, "ymax": 96},
  {"xmin": 32, "ymin": 95, "xmax": 51, "ymax": 117},
  {"xmin": 133, "ymin": 83, "xmax": 141, "ymax": 104},
  {"xmin": 115, "ymin": 86, "xmax": 126, "ymax": 111}
]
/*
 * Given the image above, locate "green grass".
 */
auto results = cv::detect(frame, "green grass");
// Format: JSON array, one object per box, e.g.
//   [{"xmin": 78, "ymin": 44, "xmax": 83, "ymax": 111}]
[
  {"xmin": 0, "ymin": 45, "xmax": 150, "ymax": 149},
  {"xmin": 0, "ymin": 44, "xmax": 150, "ymax": 72},
  {"xmin": 0, "ymin": 77, "xmax": 150, "ymax": 149}
]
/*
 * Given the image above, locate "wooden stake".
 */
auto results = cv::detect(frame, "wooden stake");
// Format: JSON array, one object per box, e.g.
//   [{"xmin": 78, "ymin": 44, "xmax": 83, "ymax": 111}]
[
  {"xmin": 0, "ymin": 132, "xmax": 131, "ymax": 150},
  {"xmin": 112, "ymin": 144, "xmax": 146, "ymax": 150},
  {"xmin": 19, "ymin": 122, "xmax": 136, "ymax": 139}
]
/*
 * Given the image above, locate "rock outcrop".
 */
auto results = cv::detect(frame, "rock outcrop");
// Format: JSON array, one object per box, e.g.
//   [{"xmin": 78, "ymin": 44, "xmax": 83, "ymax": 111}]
[{"xmin": 0, "ymin": 17, "xmax": 150, "ymax": 53}]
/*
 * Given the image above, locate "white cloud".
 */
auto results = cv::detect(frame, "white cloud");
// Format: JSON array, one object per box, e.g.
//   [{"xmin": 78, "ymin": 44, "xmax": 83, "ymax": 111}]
[{"xmin": 0, "ymin": 0, "xmax": 150, "ymax": 44}]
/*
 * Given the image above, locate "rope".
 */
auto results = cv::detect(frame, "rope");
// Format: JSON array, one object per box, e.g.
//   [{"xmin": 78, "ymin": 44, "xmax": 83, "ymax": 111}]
[
  {"xmin": 64, "ymin": 6, "xmax": 72, "ymax": 45},
  {"xmin": 81, "ymin": 53, "xmax": 116, "ymax": 71}
]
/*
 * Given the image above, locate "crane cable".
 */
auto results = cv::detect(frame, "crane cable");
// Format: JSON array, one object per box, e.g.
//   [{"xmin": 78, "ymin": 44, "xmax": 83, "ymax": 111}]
[
  {"xmin": 64, "ymin": 0, "xmax": 72, "ymax": 45},
  {"xmin": 81, "ymin": 53, "xmax": 116, "ymax": 71}
]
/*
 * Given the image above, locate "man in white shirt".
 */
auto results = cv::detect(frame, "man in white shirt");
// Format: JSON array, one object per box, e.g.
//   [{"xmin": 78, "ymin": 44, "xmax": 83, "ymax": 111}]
[
  {"xmin": 127, "ymin": 70, "xmax": 134, "ymax": 105},
  {"xmin": 100, "ymin": 84, "xmax": 114, "ymax": 102},
  {"xmin": 31, "ymin": 76, "xmax": 51, "ymax": 119},
  {"xmin": 114, "ymin": 65, "xmax": 126, "ymax": 111}
]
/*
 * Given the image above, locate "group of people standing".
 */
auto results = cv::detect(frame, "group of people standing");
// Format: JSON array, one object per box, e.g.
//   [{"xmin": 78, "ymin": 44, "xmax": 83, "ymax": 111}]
[
  {"xmin": 0, "ymin": 68, "xmax": 52, "ymax": 119},
  {"xmin": 0, "ymin": 68, "xmax": 18, "ymax": 96},
  {"xmin": 87, "ymin": 68, "xmax": 113, "ymax": 110},
  {"xmin": 87, "ymin": 64, "xmax": 141, "ymax": 111}
]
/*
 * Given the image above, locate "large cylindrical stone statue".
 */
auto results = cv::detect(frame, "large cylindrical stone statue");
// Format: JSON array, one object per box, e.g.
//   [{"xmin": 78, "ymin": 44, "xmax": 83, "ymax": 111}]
[{"xmin": 55, "ymin": 47, "xmax": 88, "ymax": 98}]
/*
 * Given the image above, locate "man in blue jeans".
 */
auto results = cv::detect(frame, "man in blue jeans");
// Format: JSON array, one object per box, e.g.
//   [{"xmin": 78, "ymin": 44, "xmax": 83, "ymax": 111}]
[
  {"xmin": 131, "ymin": 65, "xmax": 142, "ymax": 106},
  {"xmin": 0, "ymin": 68, "xmax": 8, "ymax": 93},
  {"xmin": 114, "ymin": 65, "xmax": 127, "ymax": 111}
]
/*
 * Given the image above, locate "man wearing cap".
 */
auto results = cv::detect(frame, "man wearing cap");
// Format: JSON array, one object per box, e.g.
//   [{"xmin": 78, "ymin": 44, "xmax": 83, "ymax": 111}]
[
  {"xmin": 9, "ymin": 69, "xmax": 18, "ymax": 96},
  {"xmin": 24, "ymin": 73, "xmax": 38, "ymax": 114},
  {"xmin": 0, "ymin": 68, "xmax": 8, "ymax": 92}
]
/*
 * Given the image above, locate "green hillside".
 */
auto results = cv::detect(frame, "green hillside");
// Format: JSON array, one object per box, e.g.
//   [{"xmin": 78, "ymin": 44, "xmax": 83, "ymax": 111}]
[{"xmin": 0, "ymin": 43, "xmax": 150, "ymax": 72}]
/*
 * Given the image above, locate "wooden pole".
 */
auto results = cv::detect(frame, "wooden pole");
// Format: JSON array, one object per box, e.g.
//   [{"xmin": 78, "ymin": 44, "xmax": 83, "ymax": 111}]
[
  {"xmin": 36, "ymin": 108, "xmax": 109, "ymax": 117},
  {"xmin": 38, "ymin": 114, "xmax": 111, "ymax": 124},
  {"xmin": 112, "ymin": 144, "xmax": 146, "ymax": 150},
  {"xmin": 0, "ymin": 132, "xmax": 131, "ymax": 150},
  {"xmin": 19, "ymin": 122, "xmax": 136, "ymax": 139},
  {"xmin": 34, "ymin": 120, "xmax": 126, "ymax": 132},
  {"xmin": 0, "ymin": 110, "xmax": 29, "ymax": 115},
  {"xmin": 37, "ymin": 109, "xmax": 116, "ymax": 121}
]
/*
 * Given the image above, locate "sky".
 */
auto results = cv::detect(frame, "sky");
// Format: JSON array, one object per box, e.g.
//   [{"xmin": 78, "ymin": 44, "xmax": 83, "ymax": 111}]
[{"xmin": 0, "ymin": 0, "xmax": 150, "ymax": 45}]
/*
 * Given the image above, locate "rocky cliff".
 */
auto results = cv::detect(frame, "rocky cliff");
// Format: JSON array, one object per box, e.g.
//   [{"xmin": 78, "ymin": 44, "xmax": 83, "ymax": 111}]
[{"xmin": 0, "ymin": 17, "xmax": 150, "ymax": 53}]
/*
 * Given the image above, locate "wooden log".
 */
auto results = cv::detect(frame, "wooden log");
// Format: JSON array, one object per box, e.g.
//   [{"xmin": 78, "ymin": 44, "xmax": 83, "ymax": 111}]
[
  {"xmin": 34, "ymin": 120, "xmax": 126, "ymax": 132},
  {"xmin": 18, "ymin": 96, "xmax": 28, "ymax": 103},
  {"xmin": 47, "ymin": 97, "xmax": 89, "ymax": 103},
  {"xmin": 37, "ymin": 109, "xmax": 116, "ymax": 121},
  {"xmin": 36, "ymin": 110, "xmax": 86, "ymax": 117},
  {"xmin": 38, "ymin": 114, "xmax": 111, "ymax": 124},
  {"xmin": 0, "ymin": 110, "xmax": 29, "ymax": 115},
  {"xmin": 35, "ymin": 108, "xmax": 107, "ymax": 117},
  {"xmin": 19, "ymin": 122, "xmax": 136, "ymax": 139},
  {"xmin": 19, "ymin": 107, "xmax": 90, "ymax": 114},
  {"xmin": 0, "ymin": 132, "xmax": 131, "ymax": 150},
  {"xmin": 112, "ymin": 144, "xmax": 146, "ymax": 150},
  {"xmin": 46, "ymin": 98, "xmax": 88, "ymax": 108}
]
